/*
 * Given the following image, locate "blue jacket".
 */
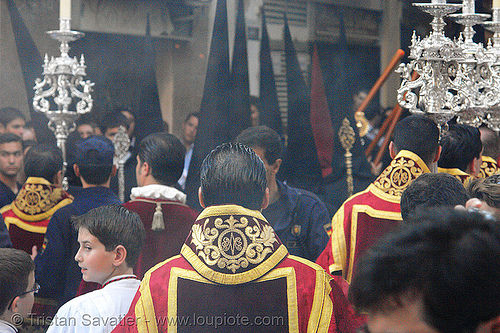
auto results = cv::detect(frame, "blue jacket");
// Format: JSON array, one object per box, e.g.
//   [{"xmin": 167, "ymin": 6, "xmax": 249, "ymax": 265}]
[
  {"xmin": 35, "ymin": 186, "xmax": 121, "ymax": 306},
  {"xmin": 262, "ymin": 181, "xmax": 330, "ymax": 261}
]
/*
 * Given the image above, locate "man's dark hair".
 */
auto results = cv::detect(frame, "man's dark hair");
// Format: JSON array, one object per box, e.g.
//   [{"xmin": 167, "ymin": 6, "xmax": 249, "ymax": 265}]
[
  {"xmin": 0, "ymin": 248, "xmax": 35, "ymax": 316},
  {"xmin": 183, "ymin": 112, "xmax": 199, "ymax": 124},
  {"xmin": 479, "ymin": 126, "xmax": 500, "ymax": 160},
  {"xmin": 235, "ymin": 126, "xmax": 282, "ymax": 164},
  {"xmin": 200, "ymin": 142, "xmax": 267, "ymax": 210},
  {"xmin": 138, "ymin": 132, "xmax": 185, "ymax": 186},
  {"xmin": 467, "ymin": 174, "xmax": 500, "ymax": 209},
  {"xmin": 101, "ymin": 112, "xmax": 129, "ymax": 135},
  {"xmin": 392, "ymin": 115, "xmax": 440, "ymax": 166},
  {"xmin": 75, "ymin": 137, "xmax": 114, "ymax": 185},
  {"xmin": 349, "ymin": 208, "xmax": 500, "ymax": 333},
  {"xmin": 72, "ymin": 204, "xmax": 145, "ymax": 267},
  {"xmin": 24, "ymin": 144, "xmax": 63, "ymax": 183},
  {"xmin": 438, "ymin": 124, "xmax": 482, "ymax": 172},
  {"xmin": 0, "ymin": 107, "xmax": 25, "ymax": 127},
  {"xmin": 400, "ymin": 173, "xmax": 468, "ymax": 222},
  {"xmin": 0, "ymin": 133, "xmax": 22, "ymax": 146}
]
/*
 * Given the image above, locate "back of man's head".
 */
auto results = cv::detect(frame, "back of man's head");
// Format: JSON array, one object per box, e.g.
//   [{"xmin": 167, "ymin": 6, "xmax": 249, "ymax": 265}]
[
  {"xmin": 72, "ymin": 204, "xmax": 145, "ymax": 268},
  {"xmin": 0, "ymin": 248, "xmax": 35, "ymax": 316},
  {"xmin": 467, "ymin": 174, "xmax": 500, "ymax": 209},
  {"xmin": 438, "ymin": 124, "xmax": 482, "ymax": 171},
  {"xmin": 479, "ymin": 126, "xmax": 500, "ymax": 160},
  {"xmin": 235, "ymin": 126, "xmax": 282, "ymax": 164},
  {"xmin": 392, "ymin": 115, "xmax": 440, "ymax": 166},
  {"xmin": 24, "ymin": 144, "xmax": 63, "ymax": 184},
  {"xmin": 200, "ymin": 142, "xmax": 267, "ymax": 210},
  {"xmin": 138, "ymin": 132, "xmax": 185, "ymax": 186},
  {"xmin": 400, "ymin": 173, "xmax": 468, "ymax": 222},
  {"xmin": 75, "ymin": 136, "xmax": 115, "ymax": 186},
  {"xmin": 349, "ymin": 208, "xmax": 500, "ymax": 333},
  {"xmin": 0, "ymin": 107, "xmax": 25, "ymax": 128}
]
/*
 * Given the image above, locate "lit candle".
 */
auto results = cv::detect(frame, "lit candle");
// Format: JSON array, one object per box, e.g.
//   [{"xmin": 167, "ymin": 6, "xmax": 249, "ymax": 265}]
[
  {"xmin": 462, "ymin": 0, "xmax": 474, "ymax": 14},
  {"xmin": 494, "ymin": 0, "xmax": 500, "ymax": 8},
  {"xmin": 60, "ymin": 0, "xmax": 71, "ymax": 19}
]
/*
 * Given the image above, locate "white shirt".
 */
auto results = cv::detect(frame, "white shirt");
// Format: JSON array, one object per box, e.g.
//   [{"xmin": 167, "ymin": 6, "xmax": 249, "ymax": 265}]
[
  {"xmin": 0, "ymin": 319, "xmax": 18, "ymax": 333},
  {"xmin": 46, "ymin": 275, "xmax": 140, "ymax": 333},
  {"xmin": 178, "ymin": 144, "xmax": 194, "ymax": 190}
]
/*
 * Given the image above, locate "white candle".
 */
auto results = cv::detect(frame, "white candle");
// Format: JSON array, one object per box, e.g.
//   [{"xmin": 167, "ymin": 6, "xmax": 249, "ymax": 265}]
[
  {"xmin": 494, "ymin": 0, "xmax": 500, "ymax": 8},
  {"xmin": 462, "ymin": 0, "xmax": 474, "ymax": 14},
  {"xmin": 431, "ymin": 0, "xmax": 446, "ymax": 4},
  {"xmin": 60, "ymin": 0, "xmax": 71, "ymax": 19}
]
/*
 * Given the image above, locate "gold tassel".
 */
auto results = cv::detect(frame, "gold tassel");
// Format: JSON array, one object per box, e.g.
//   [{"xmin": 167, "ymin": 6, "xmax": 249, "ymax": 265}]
[{"xmin": 151, "ymin": 202, "xmax": 165, "ymax": 231}]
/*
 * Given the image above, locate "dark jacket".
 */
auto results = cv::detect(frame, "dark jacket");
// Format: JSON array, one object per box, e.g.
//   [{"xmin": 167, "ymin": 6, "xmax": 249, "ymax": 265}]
[
  {"xmin": 35, "ymin": 186, "xmax": 121, "ymax": 306},
  {"xmin": 262, "ymin": 181, "xmax": 330, "ymax": 261}
]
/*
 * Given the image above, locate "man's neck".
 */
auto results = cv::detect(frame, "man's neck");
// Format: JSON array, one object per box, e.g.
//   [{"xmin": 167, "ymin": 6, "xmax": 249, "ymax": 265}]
[
  {"xmin": 268, "ymin": 180, "xmax": 280, "ymax": 206},
  {"xmin": 0, "ymin": 174, "xmax": 18, "ymax": 194}
]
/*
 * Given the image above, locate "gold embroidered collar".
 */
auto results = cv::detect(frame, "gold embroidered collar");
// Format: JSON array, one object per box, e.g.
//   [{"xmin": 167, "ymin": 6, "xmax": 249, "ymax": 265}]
[
  {"xmin": 438, "ymin": 167, "xmax": 474, "ymax": 186},
  {"xmin": 480, "ymin": 156, "xmax": 499, "ymax": 178},
  {"xmin": 11, "ymin": 177, "xmax": 73, "ymax": 222},
  {"xmin": 372, "ymin": 150, "xmax": 430, "ymax": 198},
  {"xmin": 181, "ymin": 205, "xmax": 288, "ymax": 285}
]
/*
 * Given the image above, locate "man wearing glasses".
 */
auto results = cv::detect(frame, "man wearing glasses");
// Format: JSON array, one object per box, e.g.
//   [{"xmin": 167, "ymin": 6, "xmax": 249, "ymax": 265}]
[{"xmin": 0, "ymin": 248, "xmax": 38, "ymax": 332}]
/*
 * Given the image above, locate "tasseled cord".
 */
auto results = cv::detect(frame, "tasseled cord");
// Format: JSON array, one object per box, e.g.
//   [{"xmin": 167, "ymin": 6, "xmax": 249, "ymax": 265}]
[{"xmin": 151, "ymin": 202, "xmax": 165, "ymax": 231}]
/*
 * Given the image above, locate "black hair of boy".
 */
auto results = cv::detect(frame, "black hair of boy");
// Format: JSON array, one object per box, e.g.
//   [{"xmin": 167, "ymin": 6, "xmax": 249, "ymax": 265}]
[
  {"xmin": 235, "ymin": 125, "xmax": 282, "ymax": 164},
  {"xmin": 400, "ymin": 173, "xmax": 468, "ymax": 222},
  {"xmin": 349, "ymin": 208, "xmax": 500, "ymax": 333},
  {"xmin": 24, "ymin": 144, "xmax": 63, "ymax": 183},
  {"xmin": 0, "ymin": 132, "xmax": 22, "ymax": 146},
  {"xmin": 138, "ymin": 132, "xmax": 185, "ymax": 186},
  {"xmin": 0, "ymin": 108, "xmax": 25, "ymax": 128},
  {"xmin": 0, "ymin": 248, "xmax": 35, "ymax": 316},
  {"xmin": 200, "ymin": 142, "xmax": 267, "ymax": 210},
  {"xmin": 392, "ymin": 115, "xmax": 440, "ymax": 166},
  {"xmin": 102, "ymin": 112, "xmax": 129, "ymax": 135},
  {"xmin": 72, "ymin": 204, "xmax": 145, "ymax": 267},
  {"xmin": 438, "ymin": 124, "xmax": 482, "ymax": 172}
]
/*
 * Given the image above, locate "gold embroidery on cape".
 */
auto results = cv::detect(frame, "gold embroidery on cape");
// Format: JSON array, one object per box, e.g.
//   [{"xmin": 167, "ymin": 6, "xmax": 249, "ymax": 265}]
[
  {"xmin": 480, "ymin": 158, "xmax": 498, "ymax": 178},
  {"xmin": 191, "ymin": 215, "xmax": 278, "ymax": 273},
  {"xmin": 372, "ymin": 156, "xmax": 423, "ymax": 197},
  {"xmin": 15, "ymin": 184, "xmax": 63, "ymax": 215}
]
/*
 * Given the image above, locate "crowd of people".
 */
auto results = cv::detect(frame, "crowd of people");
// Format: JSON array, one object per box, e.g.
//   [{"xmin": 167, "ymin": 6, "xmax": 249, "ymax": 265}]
[{"xmin": 0, "ymin": 105, "xmax": 499, "ymax": 333}]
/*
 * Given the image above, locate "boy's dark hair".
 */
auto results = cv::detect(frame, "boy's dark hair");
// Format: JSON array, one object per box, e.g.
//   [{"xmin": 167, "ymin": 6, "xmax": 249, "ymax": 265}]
[
  {"xmin": 101, "ymin": 112, "xmax": 129, "ymax": 135},
  {"xmin": 400, "ymin": 173, "xmax": 468, "ymax": 222},
  {"xmin": 200, "ymin": 142, "xmax": 267, "ymax": 210},
  {"xmin": 0, "ymin": 133, "xmax": 23, "ymax": 146},
  {"xmin": 24, "ymin": 144, "xmax": 63, "ymax": 183},
  {"xmin": 235, "ymin": 125, "xmax": 282, "ymax": 164},
  {"xmin": 0, "ymin": 248, "xmax": 35, "ymax": 316},
  {"xmin": 138, "ymin": 132, "xmax": 185, "ymax": 186},
  {"xmin": 438, "ymin": 124, "xmax": 482, "ymax": 172},
  {"xmin": 392, "ymin": 115, "xmax": 440, "ymax": 166},
  {"xmin": 0, "ymin": 107, "xmax": 25, "ymax": 127},
  {"xmin": 467, "ymin": 174, "xmax": 500, "ymax": 209},
  {"xmin": 349, "ymin": 208, "xmax": 500, "ymax": 333},
  {"xmin": 72, "ymin": 204, "xmax": 145, "ymax": 267}
]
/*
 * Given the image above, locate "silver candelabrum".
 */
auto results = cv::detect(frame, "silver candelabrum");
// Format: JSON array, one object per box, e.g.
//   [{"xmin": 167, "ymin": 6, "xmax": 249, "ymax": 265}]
[
  {"xmin": 33, "ymin": 18, "xmax": 94, "ymax": 190},
  {"xmin": 397, "ymin": 0, "xmax": 500, "ymax": 132}
]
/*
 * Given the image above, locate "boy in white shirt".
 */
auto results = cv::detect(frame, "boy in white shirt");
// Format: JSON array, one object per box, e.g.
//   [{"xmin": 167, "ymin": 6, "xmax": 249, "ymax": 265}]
[{"xmin": 47, "ymin": 204, "xmax": 145, "ymax": 333}]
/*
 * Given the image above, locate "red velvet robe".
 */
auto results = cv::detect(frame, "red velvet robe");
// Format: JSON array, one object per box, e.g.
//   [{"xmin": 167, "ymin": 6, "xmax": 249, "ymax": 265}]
[
  {"xmin": 316, "ymin": 151, "xmax": 430, "ymax": 285},
  {"xmin": 0, "ymin": 177, "xmax": 72, "ymax": 254},
  {"xmin": 112, "ymin": 205, "xmax": 362, "ymax": 333}
]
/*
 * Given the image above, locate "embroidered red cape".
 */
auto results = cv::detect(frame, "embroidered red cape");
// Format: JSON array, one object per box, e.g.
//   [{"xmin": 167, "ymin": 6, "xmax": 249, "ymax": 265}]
[
  {"xmin": 479, "ymin": 156, "xmax": 499, "ymax": 178},
  {"xmin": 316, "ymin": 151, "xmax": 430, "ymax": 285},
  {"xmin": 1, "ymin": 177, "xmax": 73, "ymax": 253},
  {"xmin": 112, "ymin": 205, "xmax": 363, "ymax": 333}
]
